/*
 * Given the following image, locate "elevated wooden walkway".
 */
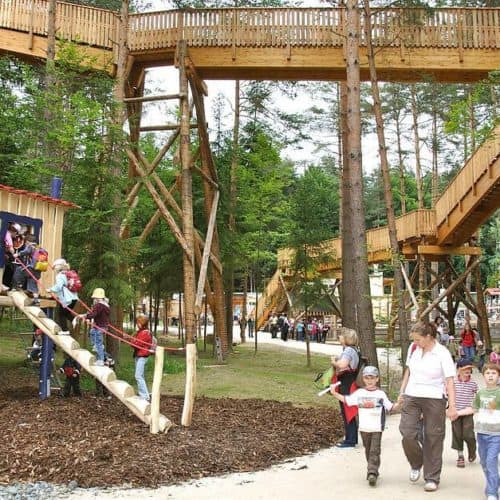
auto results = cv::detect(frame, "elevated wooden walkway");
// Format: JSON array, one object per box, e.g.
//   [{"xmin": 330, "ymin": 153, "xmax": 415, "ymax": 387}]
[
  {"xmin": 259, "ymin": 126, "xmax": 500, "ymax": 328},
  {"xmin": 278, "ymin": 125, "xmax": 500, "ymax": 276},
  {"xmin": 0, "ymin": 2, "xmax": 499, "ymax": 82}
]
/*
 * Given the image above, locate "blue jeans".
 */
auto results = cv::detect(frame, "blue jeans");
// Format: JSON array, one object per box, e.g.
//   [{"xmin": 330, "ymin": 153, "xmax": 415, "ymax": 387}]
[
  {"xmin": 462, "ymin": 345, "xmax": 475, "ymax": 361},
  {"xmin": 134, "ymin": 356, "xmax": 150, "ymax": 401},
  {"xmin": 89, "ymin": 327, "xmax": 105, "ymax": 362},
  {"xmin": 477, "ymin": 433, "xmax": 500, "ymax": 498}
]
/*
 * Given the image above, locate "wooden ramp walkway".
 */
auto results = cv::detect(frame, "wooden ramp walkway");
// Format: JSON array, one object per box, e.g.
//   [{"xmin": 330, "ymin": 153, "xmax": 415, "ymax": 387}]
[
  {"xmin": 0, "ymin": 2, "xmax": 499, "ymax": 82},
  {"xmin": 6, "ymin": 290, "xmax": 172, "ymax": 433},
  {"xmin": 257, "ymin": 126, "xmax": 500, "ymax": 329}
]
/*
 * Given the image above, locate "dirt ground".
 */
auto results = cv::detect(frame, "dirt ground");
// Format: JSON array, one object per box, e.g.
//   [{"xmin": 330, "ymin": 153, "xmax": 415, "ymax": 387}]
[{"xmin": 0, "ymin": 368, "xmax": 343, "ymax": 488}]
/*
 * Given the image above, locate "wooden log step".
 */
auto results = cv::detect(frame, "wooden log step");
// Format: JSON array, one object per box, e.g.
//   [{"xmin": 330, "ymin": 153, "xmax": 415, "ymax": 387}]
[
  {"xmin": 56, "ymin": 336, "xmax": 80, "ymax": 352},
  {"xmin": 9, "ymin": 291, "xmax": 31, "ymax": 307},
  {"xmin": 70, "ymin": 348, "xmax": 95, "ymax": 367},
  {"xmin": 107, "ymin": 380, "xmax": 134, "ymax": 398},
  {"xmin": 37, "ymin": 318, "xmax": 62, "ymax": 335},
  {"xmin": 23, "ymin": 306, "xmax": 47, "ymax": 318},
  {"xmin": 86, "ymin": 364, "xmax": 117, "ymax": 383},
  {"xmin": 157, "ymin": 415, "xmax": 173, "ymax": 433},
  {"xmin": 125, "ymin": 395, "xmax": 151, "ymax": 416}
]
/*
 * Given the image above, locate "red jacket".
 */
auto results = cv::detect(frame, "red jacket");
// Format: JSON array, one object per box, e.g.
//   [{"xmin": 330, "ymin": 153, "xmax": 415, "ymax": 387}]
[
  {"xmin": 461, "ymin": 329, "xmax": 476, "ymax": 347},
  {"xmin": 132, "ymin": 327, "xmax": 153, "ymax": 357}
]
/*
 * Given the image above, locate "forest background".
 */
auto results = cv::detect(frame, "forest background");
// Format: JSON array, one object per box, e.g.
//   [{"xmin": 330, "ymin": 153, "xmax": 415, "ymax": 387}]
[{"xmin": 0, "ymin": 0, "xmax": 498, "ymax": 353}]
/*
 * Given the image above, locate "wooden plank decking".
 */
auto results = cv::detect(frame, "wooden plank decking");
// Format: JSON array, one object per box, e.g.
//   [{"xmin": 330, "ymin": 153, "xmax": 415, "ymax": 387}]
[{"xmin": 0, "ymin": 2, "xmax": 499, "ymax": 82}]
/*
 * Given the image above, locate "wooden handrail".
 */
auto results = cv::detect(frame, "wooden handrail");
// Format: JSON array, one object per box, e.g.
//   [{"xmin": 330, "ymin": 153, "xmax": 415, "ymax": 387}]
[
  {"xmin": 435, "ymin": 125, "xmax": 500, "ymax": 229},
  {"xmin": 1, "ymin": 3, "xmax": 498, "ymax": 52},
  {"xmin": 277, "ymin": 209, "xmax": 437, "ymax": 271}
]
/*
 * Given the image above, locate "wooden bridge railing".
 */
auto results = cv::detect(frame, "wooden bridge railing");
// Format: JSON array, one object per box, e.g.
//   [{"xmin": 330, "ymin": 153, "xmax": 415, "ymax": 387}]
[
  {"xmin": 1, "ymin": 2, "xmax": 498, "ymax": 53},
  {"xmin": 277, "ymin": 209, "xmax": 436, "ymax": 273},
  {"xmin": 435, "ymin": 125, "xmax": 500, "ymax": 230},
  {"xmin": 0, "ymin": 0, "xmax": 116, "ymax": 49}
]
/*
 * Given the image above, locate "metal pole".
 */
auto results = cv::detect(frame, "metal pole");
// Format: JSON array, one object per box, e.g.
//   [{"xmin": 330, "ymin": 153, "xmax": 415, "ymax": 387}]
[{"xmin": 39, "ymin": 177, "xmax": 62, "ymax": 399}]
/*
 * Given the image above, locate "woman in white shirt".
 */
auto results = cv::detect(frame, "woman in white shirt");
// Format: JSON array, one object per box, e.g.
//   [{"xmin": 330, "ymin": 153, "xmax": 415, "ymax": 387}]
[{"xmin": 398, "ymin": 321, "xmax": 457, "ymax": 493}]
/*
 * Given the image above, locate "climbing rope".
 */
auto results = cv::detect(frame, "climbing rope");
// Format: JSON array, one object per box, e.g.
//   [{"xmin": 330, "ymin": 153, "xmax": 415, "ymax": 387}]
[{"xmin": 12, "ymin": 257, "xmax": 155, "ymax": 351}]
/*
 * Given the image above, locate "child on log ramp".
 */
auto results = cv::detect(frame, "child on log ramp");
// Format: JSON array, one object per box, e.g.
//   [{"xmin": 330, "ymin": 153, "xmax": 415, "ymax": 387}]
[
  {"xmin": 77, "ymin": 288, "xmax": 109, "ymax": 366},
  {"xmin": 59, "ymin": 354, "xmax": 81, "ymax": 397},
  {"xmin": 95, "ymin": 353, "xmax": 115, "ymax": 398},
  {"xmin": 48, "ymin": 258, "xmax": 78, "ymax": 332},
  {"xmin": 330, "ymin": 366, "xmax": 401, "ymax": 487},
  {"xmin": 13, "ymin": 234, "xmax": 41, "ymax": 305},
  {"xmin": 132, "ymin": 314, "xmax": 153, "ymax": 402}
]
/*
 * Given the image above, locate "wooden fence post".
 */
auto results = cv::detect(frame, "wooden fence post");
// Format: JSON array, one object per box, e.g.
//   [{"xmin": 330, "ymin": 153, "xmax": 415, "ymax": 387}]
[{"xmin": 150, "ymin": 346, "xmax": 165, "ymax": 434}]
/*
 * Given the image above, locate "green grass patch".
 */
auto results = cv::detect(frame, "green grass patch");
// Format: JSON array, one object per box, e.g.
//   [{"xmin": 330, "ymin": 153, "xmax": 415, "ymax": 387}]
[
  {"xmin": 162, "ymin": 342, "xmax": 334, "ymax": 407},
  {"xmin": 1, "ymin": 320, "xmax": 336, "ymax": 408}
]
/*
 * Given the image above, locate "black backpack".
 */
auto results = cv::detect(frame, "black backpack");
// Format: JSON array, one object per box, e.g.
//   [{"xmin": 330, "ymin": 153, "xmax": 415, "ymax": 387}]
[{"xmin": 354, "ymin": 348, "xmax": 369, "ymax": 387}]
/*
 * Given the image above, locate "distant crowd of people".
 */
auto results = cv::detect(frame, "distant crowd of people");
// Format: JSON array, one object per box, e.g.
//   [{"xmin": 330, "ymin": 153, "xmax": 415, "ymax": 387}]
[{"xmin": 265, "ymin": 313, "xmax": 333, "ymax": 343}]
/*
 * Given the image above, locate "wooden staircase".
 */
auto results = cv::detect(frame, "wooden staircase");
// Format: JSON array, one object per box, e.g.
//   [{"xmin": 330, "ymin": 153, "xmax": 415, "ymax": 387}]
[
  {"xmin": 9, "ymin": 291, "xmax": 172, "ymax": 433},
  {"xmin": 435, "ymin": 125, "xmax": 500, "ymax": 246},
  {"xmin": 255, "ymin": 269, "xmax": 285, "ymax": 331}
]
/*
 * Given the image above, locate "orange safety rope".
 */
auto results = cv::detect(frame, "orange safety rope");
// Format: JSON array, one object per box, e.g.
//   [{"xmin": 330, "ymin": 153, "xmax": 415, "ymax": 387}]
[{"xmin": 13, "ymin": 257, "xmax": 153, "ymax": 351}]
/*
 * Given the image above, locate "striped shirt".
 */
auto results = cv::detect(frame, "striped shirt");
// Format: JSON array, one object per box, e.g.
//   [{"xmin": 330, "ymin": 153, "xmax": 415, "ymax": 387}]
[{"xmin": 454, "ymin": 378, "xmax": 478, "ymax": 411}]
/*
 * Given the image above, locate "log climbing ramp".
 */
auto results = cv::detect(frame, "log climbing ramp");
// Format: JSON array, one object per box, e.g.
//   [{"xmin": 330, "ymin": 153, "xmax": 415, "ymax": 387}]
[
  {"xmin": 0, "ymin": 2, "xmax": 499, "ymax": 82},
  {"xmin": 6, "ymin": 290, "xmax": 172, "ymax": 433}
]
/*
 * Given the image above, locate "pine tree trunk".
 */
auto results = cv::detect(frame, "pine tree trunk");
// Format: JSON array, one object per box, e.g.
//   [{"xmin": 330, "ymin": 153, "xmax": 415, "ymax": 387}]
[
  {"xmin": 410, "ymin": 85, "xmax": 427, "ymax": 314},
  {"xmin": 337, "ymin": 82, "xmax": 343, "ymax": 233},
  {"xmin": 430, "ymin": 94, "xmax": 440, "ymax": 306},
  {"xmin": 241, "ymin": 270, "xmax": 248, "ymax": 344},
  {"xmin": 344, "ymin": 0, "xmax": 376, "ymax": 365},
  {"xmin": 340, "ymin": 82, "xmax": 354, "ymax": 327},
  {"xmin": 395, "ymin": 105, "xmax": 407, "ymax": 215},
  {"xmin": 410, "ymin": 85, "xmax": 424, "ymax": 210},
  {"xmin": 363, "ymin": 1, "xmax": 407, "ymax": 355},
  {"xmin": 107, "ymin": 0, "xmax": 130, "ymax": 362},
  {"xmin": 178, "ymin": 41, "xmax": 197, "ymax": 426},
  {"xmin": 224, "ymin": 79, "xmax": 241, "ymax": 351}
]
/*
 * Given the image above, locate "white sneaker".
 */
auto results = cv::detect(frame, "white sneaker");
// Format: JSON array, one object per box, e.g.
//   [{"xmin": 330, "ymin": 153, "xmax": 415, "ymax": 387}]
[
  {"xmin": 95, "ymin": 360, "xmax": 104, "ymax": 366},
  {"xmin": 486, "ymin": 496, "xmax": 497, "ymax": 500},
  {"xmin": 409, "ymin": 468, "xmax": 421, "ymax": 482},
  {"xmin": 424, "ymin": 481, "xmax": 438, "ymax": 492},
  {"xmin": 58, "ymin": 330, "xmax": 70, "ymax": 335}
]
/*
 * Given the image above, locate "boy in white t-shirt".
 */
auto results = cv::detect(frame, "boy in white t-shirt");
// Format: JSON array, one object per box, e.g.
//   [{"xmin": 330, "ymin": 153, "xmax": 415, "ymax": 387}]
[{"xmin": 331, "ymin": 365, "xmax": 400, "ymax": 486}]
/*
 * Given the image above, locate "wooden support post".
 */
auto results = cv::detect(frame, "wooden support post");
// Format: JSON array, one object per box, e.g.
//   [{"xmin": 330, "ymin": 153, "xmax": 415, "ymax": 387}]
[
  {"xmin": 188, "ymin": 64, "xmax": 227, "ymax": 357},
  {"xmin": 126, "ymin": 150, "xmax": 193, "ymax": 259},
  {"xmin": 418, "ymin": 258, "xmax": 480, "ymax": 321},
  {"xmin": 474, "ymin": 262, "xmax": 491, "ymax": 348},
  {"xmin": 278, "ymin": 272, "xmax": 294, "ymax": 310},
  {"xmin": 401, "ymin": 263, "xmax": 418, "ymax": 311},
  {"xmin": 195, "ymin": 191, "xmax": 219, "ymax": 314},
  {"xmin": 182, "ymin": 343, "xmax": 197, "ymax": 426},
  {"xmin": 150, "ymin": 346, "xmax": 164, "ymax": 434}
]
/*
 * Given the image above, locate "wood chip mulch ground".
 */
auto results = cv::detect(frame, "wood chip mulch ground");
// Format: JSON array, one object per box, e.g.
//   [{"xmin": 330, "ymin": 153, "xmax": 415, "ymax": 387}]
[{"xmin": 0, "ymin": 370, "xmax": 343, "ymax": 488}]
